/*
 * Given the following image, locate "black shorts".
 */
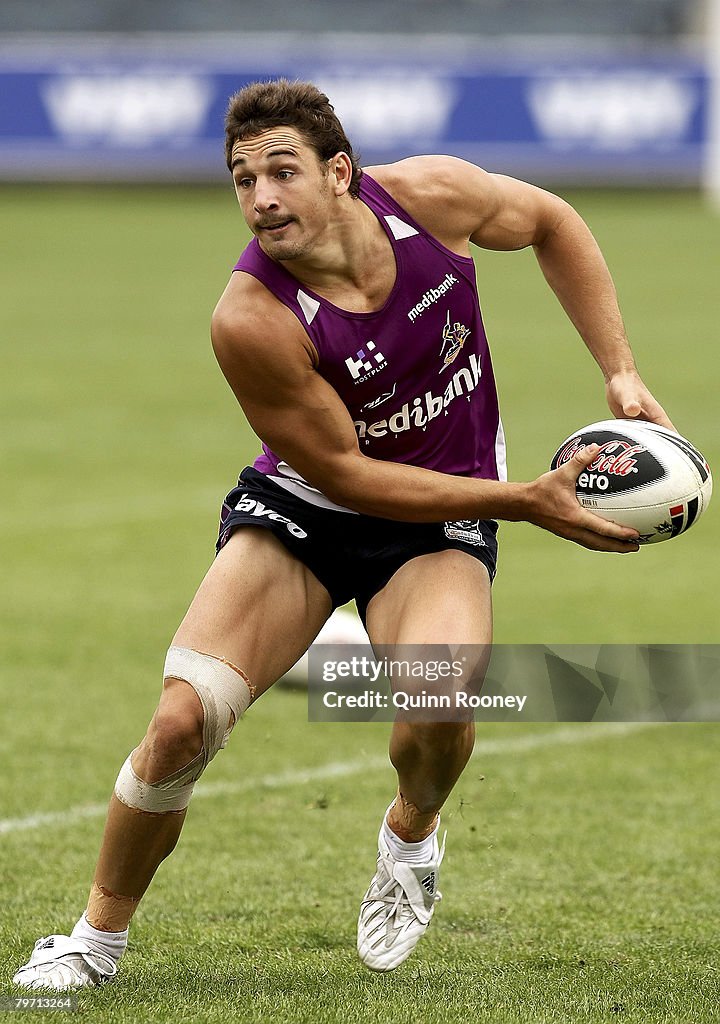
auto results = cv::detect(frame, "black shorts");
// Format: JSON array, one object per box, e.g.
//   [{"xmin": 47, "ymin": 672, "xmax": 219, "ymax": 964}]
[{"xmin": 216, "ymin": 467, "xmax": 498, "ymax": 625}]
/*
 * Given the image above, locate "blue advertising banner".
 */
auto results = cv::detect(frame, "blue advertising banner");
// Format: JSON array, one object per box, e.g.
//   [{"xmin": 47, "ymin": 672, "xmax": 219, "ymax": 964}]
[{"xmin": 0, "ymin": 36, "xmax": 707, "ymax": 183}]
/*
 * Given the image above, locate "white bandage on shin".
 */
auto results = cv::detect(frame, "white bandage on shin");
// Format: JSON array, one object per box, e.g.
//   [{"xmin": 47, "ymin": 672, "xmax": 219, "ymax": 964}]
[{"xmin": 114, "ymin": 646, "xmax": 253, "ymax": 813}]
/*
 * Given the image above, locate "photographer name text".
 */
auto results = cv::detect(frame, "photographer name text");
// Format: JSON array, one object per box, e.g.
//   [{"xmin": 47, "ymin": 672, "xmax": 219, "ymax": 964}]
[{"xmin": 322, "ymin": 690, "xmax": 527, "ymax": 711}]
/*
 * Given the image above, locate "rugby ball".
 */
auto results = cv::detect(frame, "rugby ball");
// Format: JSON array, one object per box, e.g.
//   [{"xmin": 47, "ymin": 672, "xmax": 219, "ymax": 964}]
[{"xmin": 550, "ymin": 419, "xmax": 712, "ymax": 544}]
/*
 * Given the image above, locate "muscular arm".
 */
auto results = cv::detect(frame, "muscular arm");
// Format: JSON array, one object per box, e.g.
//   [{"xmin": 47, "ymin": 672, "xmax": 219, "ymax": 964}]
[
  {"xmin": 372, "ymin": 157, "xmax": 673, "ymax": 430},
  {"xmin": 211, "ymin": 276, "xmax": 639, "ymax": 552}
]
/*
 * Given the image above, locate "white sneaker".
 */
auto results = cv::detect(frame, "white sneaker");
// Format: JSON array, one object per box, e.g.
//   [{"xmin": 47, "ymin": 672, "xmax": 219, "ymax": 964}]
[
  {"xmin": 12, "ymin": 935, "xmax": 117, "ymax": 991},
  {"xmin": 357, "ymin": 827, "xmax": 447, "ymax": 971}
]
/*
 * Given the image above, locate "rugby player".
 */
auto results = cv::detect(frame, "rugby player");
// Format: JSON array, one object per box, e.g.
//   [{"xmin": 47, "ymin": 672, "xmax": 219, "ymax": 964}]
[{"xmin": 13, "ymin": 79, "xmax": 673, "ymax": 988}]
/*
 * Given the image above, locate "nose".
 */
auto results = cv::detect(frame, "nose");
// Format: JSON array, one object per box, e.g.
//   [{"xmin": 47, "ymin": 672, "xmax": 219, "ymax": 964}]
[{"xmin": 253, "ymin": 178, "xmax": 280, "ymax": 214}]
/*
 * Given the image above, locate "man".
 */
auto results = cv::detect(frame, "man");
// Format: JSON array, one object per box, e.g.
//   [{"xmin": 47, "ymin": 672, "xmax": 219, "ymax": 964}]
[{"xmin": 14, "ymin": 79, "xmax": 671, "ymax": 989}]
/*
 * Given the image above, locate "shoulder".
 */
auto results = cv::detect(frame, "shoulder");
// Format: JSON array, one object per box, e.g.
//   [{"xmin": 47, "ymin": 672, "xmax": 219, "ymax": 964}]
[
  {"xmin": 211, "ymin": 272, "xmax": 317, "ymax": 370},
  {"xmin": 367, "ymin": 157, "xmax": 573, "ymax": 254},
  {"xmin": 368, "ymin": 155, "xmax": 490, "ymax": 200},
  {"xmin": 365, "ymin": 156, "xmax": 499, "ymax": 249}
]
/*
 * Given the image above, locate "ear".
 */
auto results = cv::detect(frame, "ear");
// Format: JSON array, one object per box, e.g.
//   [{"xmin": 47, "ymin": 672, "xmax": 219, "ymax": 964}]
[{"xmin": 329, "ymin": 152, "xmax": 353, "ymax": 197}]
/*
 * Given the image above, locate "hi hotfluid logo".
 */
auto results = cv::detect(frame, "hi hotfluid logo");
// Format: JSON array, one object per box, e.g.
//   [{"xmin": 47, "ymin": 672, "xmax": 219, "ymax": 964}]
[{"xmin": 345, "ymin": 341, "xmax": 388, "ymax": 383}]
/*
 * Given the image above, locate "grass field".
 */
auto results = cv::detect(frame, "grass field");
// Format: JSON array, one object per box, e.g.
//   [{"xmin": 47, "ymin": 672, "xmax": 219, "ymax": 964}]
[{"xmin": 1, "ymin": 186, "xmax": 718, "ymax": 1022}]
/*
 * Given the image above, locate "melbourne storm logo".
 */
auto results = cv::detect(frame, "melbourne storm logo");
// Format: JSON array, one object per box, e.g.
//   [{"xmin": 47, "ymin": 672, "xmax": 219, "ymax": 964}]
[{"xmin": 439, "ymin": 311, "xmax": 470, "ymax": 372}]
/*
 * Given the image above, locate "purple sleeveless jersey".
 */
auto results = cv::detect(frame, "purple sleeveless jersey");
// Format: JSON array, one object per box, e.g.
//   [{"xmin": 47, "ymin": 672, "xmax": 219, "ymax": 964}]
[{"xmin": 233, "ymin": 173, "xmax": 506, "ymax": 507}]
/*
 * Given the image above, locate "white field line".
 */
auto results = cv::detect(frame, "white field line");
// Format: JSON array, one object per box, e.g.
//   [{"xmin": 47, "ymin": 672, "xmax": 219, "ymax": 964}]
[{"xmin": 0, "ymin": 721, "xmax": 657, "ymax": 839}]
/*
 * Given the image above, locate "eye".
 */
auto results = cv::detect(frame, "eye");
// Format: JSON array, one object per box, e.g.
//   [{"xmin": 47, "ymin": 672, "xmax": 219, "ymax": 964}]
[
  {"xmin": 277, "ymin": 170, "xmax": 294, "ymax": 181},
  {"xmin": 236, "ymin": 177, "xmax": 254, "ymax": 190}
]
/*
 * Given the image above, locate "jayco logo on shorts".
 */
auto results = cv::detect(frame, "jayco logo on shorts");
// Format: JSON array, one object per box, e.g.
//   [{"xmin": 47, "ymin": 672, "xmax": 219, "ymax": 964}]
[
  {"xmin": 233, "ymin": 494, "xmax": 308, "ymax": 538},
  {"xmin": 354, "ymin": 353, "xmax": 482, "ymax": 439}
]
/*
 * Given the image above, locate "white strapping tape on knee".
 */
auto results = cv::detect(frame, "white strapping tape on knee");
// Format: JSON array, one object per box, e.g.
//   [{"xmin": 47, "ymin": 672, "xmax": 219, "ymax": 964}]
[
  {"xmin": 114, "ymin": 749, "xmax": 199, "ymax": 813},
  {"xmin": 163, "ymin": 646, "xmax": 253, "ymax": 760},
  {"xmin": 114, "ymin": 647, "xmax": 253, "ymax": 814}
]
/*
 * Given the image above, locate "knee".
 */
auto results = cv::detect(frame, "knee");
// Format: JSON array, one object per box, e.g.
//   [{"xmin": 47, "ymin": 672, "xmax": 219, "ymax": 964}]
[
  {"xmin": 136, "ymin": 681, "xmax": 205, "ymax": 783},
  {"xmin": 136, "ymin": 646, "xmax": 254, "ymax": 779},
  {"xmin": 116, "ymin": 648, "xmax": 253, "ymax": 813}
]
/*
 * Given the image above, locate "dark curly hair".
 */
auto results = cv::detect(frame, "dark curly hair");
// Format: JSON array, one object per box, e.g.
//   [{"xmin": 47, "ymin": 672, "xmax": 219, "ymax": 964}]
[{"xmin": 225, "ymin": 79, "xmax": 362, "ymax": 197}]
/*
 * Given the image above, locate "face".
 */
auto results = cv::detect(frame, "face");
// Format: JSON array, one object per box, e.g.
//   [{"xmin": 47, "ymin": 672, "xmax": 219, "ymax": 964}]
[{"xmin": 230, "ymin": 127, "xmax": 339, "ymax": 261}]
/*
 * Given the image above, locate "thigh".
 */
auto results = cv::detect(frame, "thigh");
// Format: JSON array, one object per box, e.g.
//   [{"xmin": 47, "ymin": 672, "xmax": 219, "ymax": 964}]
[
  {"xmin": 365, "ymin": 549, "xmax": 493, "ymax": 700},
  {"xmin": 172, "ymin": 526, "xmax": 333, "ymax": 698},
  {"xmin": 365, "ymin": 549, "xmax": 492, "ymax": 647}
]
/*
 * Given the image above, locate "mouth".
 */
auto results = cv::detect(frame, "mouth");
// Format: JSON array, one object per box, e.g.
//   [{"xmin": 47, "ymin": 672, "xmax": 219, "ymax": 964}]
[{"xmin": 257, "ymin": 219, "xmax": 294, "ymax": 235}]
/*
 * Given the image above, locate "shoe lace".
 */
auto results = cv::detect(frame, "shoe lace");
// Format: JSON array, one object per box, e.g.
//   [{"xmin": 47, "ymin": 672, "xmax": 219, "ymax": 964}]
[
  {"xmin": 367, "ymin": 864, "xmax": 442, "ymax": 930},
  {"xmin": 29, "ymin": 937, "xmax": 116, "ymax": 980}
]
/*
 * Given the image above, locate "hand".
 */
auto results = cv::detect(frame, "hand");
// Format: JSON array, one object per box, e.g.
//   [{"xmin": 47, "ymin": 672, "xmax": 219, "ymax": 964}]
[
  {"xmin": 526, "ymin": 444, "xmax": 640, "ymax": 552},
  {"xmin": 605, "ymin": 369, "xmax": 676, "ymax": 431}
]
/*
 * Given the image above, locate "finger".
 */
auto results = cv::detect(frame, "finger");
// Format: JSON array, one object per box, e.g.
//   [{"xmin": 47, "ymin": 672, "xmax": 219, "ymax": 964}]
[
  {"xmin": 571, "ymin": 528, "xmax": 640, "ymax": 553},
  {"xmin": 565, "ymin": 443, "xmax": 600, "ymax": 478},
  {"xmin": 573, "ymin": 497, "xmax": 643, "ymax": 540},
  {"xmin": 622, "ymin": 400, "xmax": 643, "ymax": 418},
  {"xmin": 651, "ymin": 412, "xmax": 678, "ymax": 432},
  {"xmin": 619, "ymin": 394, "xmax": 677, "ymax": 433},
  {"xmin": 569, "ymin": 524, "xmax": 643, "ymax": 557},
  {"xmin": 622, "ymin": 409, "xmax": 678, "ymax": 433},
  {"xmin": 562, "ymin": 448, "xmax": 640, "ymax": 540},
  {"xmin": 578, "ymin": 509, "xmax": 639, "ymax": 541}
]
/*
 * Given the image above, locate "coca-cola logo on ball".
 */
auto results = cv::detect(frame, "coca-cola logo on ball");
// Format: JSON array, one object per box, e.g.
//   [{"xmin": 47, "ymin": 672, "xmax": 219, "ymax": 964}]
[{"xmin": 552, "ymin": 431, "xmax": 665, "ymax": 494}]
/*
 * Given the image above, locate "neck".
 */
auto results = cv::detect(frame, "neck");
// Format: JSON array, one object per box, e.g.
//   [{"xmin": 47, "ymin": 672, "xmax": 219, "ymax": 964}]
[{"xmin": 281, "ymin": 196, "xmax": 388, "ymax": 295}]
